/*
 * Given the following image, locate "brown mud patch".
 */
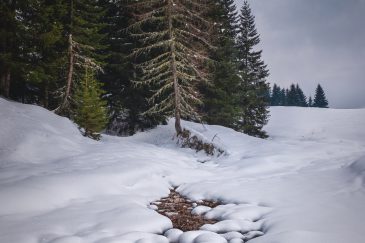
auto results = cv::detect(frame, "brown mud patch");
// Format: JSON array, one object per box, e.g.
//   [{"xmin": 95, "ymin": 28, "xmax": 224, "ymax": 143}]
[{"xmin": 151, "ymin": 189, "xmax": 220, "ymax": 231}]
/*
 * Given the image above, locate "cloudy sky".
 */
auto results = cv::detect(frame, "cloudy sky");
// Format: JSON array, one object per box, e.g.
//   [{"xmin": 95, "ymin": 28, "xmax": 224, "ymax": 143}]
[{"xmin": 235, "ymin": 0, "xmax": 365, "ymax": 108}]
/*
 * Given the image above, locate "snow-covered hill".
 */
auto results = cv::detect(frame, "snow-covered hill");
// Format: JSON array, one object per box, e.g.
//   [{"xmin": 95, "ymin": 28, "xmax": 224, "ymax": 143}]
[{"xmin": 1, "ymin": 98, "xmax": 365, "ymax": 243}]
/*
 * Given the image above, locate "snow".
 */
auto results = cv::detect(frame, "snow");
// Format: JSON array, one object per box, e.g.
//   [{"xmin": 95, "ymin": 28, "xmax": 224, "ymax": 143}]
[
  {"xmin": 1, "ymin": 98, "xmax": 365, "ymax": 243},
  {"xmin": 164, "ymin": 229, "xmax": 183, "ymax": 243},
  {"xmin": 191, "ymin": 206, "xmax": 211, "ymax": 215},
  {"xmin": 178, "ymin": 231, "xmax": 227, "ymax": 243},
  {"xmin": 204, "ymin": 204, "xmax": 272, "ymax": 222}
]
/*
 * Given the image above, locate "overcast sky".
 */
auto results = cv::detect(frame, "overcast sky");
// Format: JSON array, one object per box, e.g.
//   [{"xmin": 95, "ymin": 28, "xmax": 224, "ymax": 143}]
[{"xmin": 235, "ymin": 0, "xmax": 365, "ymax": 108}]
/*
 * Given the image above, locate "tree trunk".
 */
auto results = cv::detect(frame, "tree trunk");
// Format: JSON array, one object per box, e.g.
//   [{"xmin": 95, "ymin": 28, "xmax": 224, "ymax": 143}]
[
  {"xmin": 59, "ymin": 0, "xmax": 74, "ymax": 112},
  {"xmin": 1, "ymin": 72, "xmax": 5, "ymax": 97},
  {"xmin": 168, "ymin": 0, "xmax": 182, "ymax": 134},
  {"xmin": 61, "ymin": 33, "xmax": 74, "ymax": 110},
  {"xmin": 43, "ymin": 80, "xmax": 49, "ymax": 108},
  {"xmin": 1, "ymin": 69, "xmax": 11, "ymax": 98}
]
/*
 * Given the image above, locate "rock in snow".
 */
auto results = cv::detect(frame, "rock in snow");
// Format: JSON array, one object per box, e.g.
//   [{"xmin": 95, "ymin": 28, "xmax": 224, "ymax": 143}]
[{"xmin": 1, "ymin": 98, "xmax": 365, "ymax": 243}]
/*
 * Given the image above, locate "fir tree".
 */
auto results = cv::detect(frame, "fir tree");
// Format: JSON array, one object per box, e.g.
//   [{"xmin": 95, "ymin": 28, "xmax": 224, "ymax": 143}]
[
  {"xmin": 101, "ymin": 0, "xmax": 164, "ymax": 136},
  {"xmin": 128, "ymin": 0, "xmax": 213, "ymax": 134},
  {"xmin": 74, "ymin": 67, "xmax": 108, "ymax": 140},
  {"xmin": 236, "ymin": 0, "xmax": 269, "ymax": 138},
  {"xmin": 202, "ymin": 0, "xmax": 241, "ymax": 128},
  {"xmin": 58, "ymin": 0, "xmax": 107, "ymax": 115},
  {"xmin": 308, "ymin": 96, "xmax": 313, "ymax": 107},
  {"xmin": 279, "ymin": 88, "xmax": 287, "ymax": 106},
  {"xmin": 271, "ymin": 83, "xmax": 311, "ymax": 107},
  {"xmin": 264, "ymin": 84, "xmax": 271, "ymax": 104},
  {"xmin": 270, "ymin": 83, "xmax": 281, "ymax": 106},
  {"xmin": 286, "ymin": 84, "xmax": 298, "ymax": 106},
  {"xmin": 313, "ymin": 84, "xmax": 329, "ymax": 108},
  {"xmin": 0, "ymin": 0, "xmax": 27, "ymax": 99},
  {"xmin": 22, "ymin": 0, "xmax": 68, "ymax": 108},
  {"xmin": 295, "ymin": 84, "xmax": 307, "ymax": 107}
]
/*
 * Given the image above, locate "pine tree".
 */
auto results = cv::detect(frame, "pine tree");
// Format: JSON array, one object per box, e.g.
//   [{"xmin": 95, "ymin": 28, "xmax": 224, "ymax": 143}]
[
  {"xmin": 100, "ymin": 0, "xmax": 164, "ymax": 136},
  {"xmin": 270, "ymin": 83, "xmax": 281, "ymax": 106},
  {"xmin": 286, "ymin": 84, "xmax": 298, "ymax": 106},
  {"xmin": 21, "ymin": 0, "xmax": 68, "ymax": 108},
  {"xmin": 313, "ymin": 84, "xmax": 329, "ymax": 108},
  {"xmin": 236, "ymin": 0, "xmax": 269, "ymax": 138},
  {"xmin": 128, "ymin": 0, "xmax": 213, "ymax": 134},
  {"xmin": 58, "ymin": 0, "xmax": 107, "ymax": 115},
  {"xmin": 308, "ymin": 96, "xmax": 313, "ymax": 107},
  {"xmin": 272, "ymin": 83, "xmax": 309, "ymax": 107},
  {"xmin": 74, "ymin": 67, "xmax": 108, "ymax": 139},
  {"xmin": 279, "ymin": 88, "xmax": 287, "ymax": 106},
  {"xmin": 264, "ymin": 84, "xmax": 271, "ymax": 104},
  {"xmin": 295, "ymin": 84, "xmax": 308, "ymax": 107},
  {"xmin": 0, "ymin": 0, "xmax": 27, "ymax": 99},
  {"xmin": 202, "ymin": 0, "xmax": 241, "ymax": 128}
]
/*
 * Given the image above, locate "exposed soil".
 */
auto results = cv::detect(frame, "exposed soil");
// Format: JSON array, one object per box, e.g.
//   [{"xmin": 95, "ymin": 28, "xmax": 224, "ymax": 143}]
[{"xmin": 151, "ymin": 189, "xmax": 220, "ymax": 231}]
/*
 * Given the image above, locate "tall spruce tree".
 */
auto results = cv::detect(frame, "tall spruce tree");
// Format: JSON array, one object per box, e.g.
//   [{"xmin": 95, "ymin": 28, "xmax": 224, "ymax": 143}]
[
  {"xmin": 58, "ymin": 0, "xmax": 107, "ymax": 115},
  {"xmin": 128, "ymin": 0, "xmax": 213, "ymax": 134},
  {"xmin": 202, "ymin": 0, "xmax": 241, "ymax": 128},
  {"xmin": 236, "ymin": 0, "xmax": 269, "ymax": 138},
  {"xmin": 101, "ymin": 0, "xmax": 163, "ymax": 136},
  {"xmin": 313, "ymin": 84, "xmax": 329, "ymax": 108},
  {"xmin": 21, "ymin": 0, "xmax": 68, "ymax": 108},
  {"xmin": 0, "ymin": 0, "xmax": 27, "ymax": 99}
]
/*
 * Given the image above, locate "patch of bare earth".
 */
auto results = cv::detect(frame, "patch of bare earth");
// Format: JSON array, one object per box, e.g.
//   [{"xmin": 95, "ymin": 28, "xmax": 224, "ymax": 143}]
[{"xmin": 151, "ymin": 189, "xmax": 220, "ymax": 231}]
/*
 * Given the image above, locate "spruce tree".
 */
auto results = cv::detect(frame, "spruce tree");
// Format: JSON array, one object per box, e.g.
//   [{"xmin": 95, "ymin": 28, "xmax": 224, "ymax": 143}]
[
  {"xmin": 270, "ymin": 83, "xmax": 281, "ymax": 106},
  {"xmin": 313, "ymin": 84, "xmax": 329, "ymax": 108},
  {"xmin": 128, "ymin": 0, "xmax": 213, "ymax": 134},
  {"xmin": 21, "ymin": 0, "xmax": 68, "ymax": 108},
  {"xmin": 74, "ymin": 67, "xmax": 108, "ymax": 139},
  {"xmin": 279, "ymin": 88, "xmax": 287, "ymax": 106},
  {"xmin": 236, "ymin": 0, "xmax": 269, "ymax": 138},
  {"xmin": 0, "ymin": 0, "xmax": 27, "ymax": 99},
  {"xmin": 100, "ymin": 0, "xmax": 163, "ymax": 136},
  {"xmin": 202, "ymin": 0, "xmax": 241, "ymax": 128},
  {"xmin": 295, "ymin": 84, "xmax": 308, "ymax": 107},
  {"xmin": 286, "ymin": 84, "xmax": 298, "ymax": 106},
  {"xmin": 308, "ymin": 96, "xmax": 313, "ymax": 107},
  {"xmin": 58, "ymin": 0, "xmax": 107, "ymax": 115}
]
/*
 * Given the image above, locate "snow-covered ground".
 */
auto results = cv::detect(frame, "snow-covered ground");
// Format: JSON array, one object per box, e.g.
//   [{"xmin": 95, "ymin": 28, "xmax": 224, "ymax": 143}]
[{"xmin": 1, "ymin": 98, "xmax": 365, "ymax": 243}]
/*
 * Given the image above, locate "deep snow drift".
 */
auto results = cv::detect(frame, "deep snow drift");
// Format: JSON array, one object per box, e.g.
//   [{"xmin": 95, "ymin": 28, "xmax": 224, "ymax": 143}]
[{"xmin": 0, "ymin": 98, "xmax": 365, "ymax": 243}]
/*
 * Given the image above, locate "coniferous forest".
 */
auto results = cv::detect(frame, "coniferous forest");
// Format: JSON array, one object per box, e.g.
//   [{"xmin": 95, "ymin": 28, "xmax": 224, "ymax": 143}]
[
  {"xmin": 1, "ymin": 0, "xmax": 328, "ymax": 140},
  {"xmin": 269, "ymin": 83, "xmax": 329, "ymax": 108},
  {"xmin": 0, "ymin": 0, "xmax": 271, "ymax": 139}
]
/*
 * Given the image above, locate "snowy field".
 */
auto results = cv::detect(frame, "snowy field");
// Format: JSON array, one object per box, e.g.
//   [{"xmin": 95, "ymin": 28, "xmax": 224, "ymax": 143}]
[{"xmin": 1, "ymin": 97, "xmax": 365, "ymax": 243}]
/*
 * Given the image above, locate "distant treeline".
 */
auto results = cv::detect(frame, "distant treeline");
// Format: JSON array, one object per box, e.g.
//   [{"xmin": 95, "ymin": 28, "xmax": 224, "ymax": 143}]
[{"xmin": 269, "ymin": 83, "xmax": 329, "ymax": 108}]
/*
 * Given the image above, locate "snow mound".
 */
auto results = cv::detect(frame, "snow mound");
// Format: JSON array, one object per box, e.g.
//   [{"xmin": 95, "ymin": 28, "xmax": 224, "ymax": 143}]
[
  {"xmin": 204, "ymin": 204, "xmax": 271, "ymax": 222},
  {"xmin": 0, "ymin": 98, "xmax": 86, "ymax": 165},
  {"xmin": 178, "ymin": 231, "xmax": 227, "ymax": 243}
]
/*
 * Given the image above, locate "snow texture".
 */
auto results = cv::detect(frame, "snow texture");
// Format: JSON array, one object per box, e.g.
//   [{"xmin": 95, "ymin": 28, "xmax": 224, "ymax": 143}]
[
  {"xmin": 1, "ymin": 99, "xmax": 365, "ymax": 243},
  {"xmin": 191, "ymin": 206, "xmax": 211, "ymax": 215}
]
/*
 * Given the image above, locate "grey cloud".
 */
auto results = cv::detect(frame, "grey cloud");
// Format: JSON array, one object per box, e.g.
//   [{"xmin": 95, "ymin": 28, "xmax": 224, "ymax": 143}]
[{"xmin": 235, "ymin": 0, "xmax": 365, "ymax": 108}]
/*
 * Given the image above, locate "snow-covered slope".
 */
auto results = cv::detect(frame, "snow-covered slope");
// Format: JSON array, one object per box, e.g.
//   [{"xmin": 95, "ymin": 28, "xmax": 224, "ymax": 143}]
[{"xmin": 0, "ymin": 98, "xmax": 365, "ymax": 243}]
